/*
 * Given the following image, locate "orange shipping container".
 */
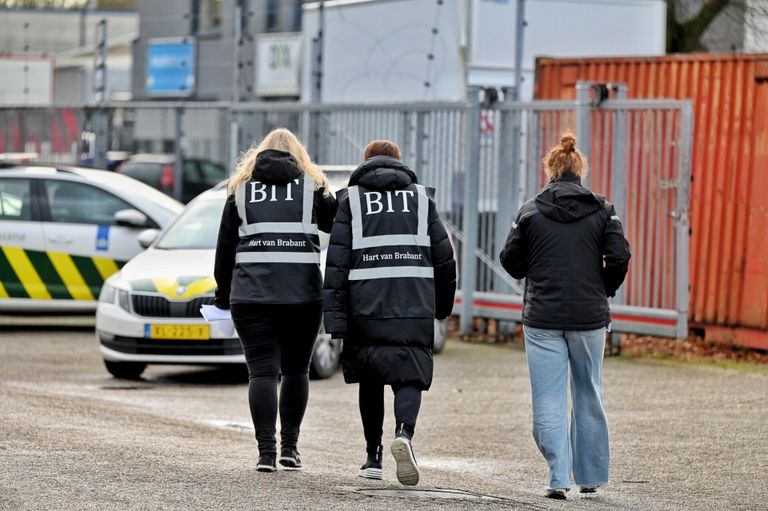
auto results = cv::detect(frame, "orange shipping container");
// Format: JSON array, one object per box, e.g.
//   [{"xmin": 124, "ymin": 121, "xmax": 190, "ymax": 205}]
[{"xmin": 535, "ymin": 54, "xmax": 768, "ymax": 349}]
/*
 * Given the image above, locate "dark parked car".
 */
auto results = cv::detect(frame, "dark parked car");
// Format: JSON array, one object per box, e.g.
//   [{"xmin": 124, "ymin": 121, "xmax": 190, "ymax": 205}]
[{"xmin": 117, "ymin": 154, "xmax": 227, "ymax": 203}]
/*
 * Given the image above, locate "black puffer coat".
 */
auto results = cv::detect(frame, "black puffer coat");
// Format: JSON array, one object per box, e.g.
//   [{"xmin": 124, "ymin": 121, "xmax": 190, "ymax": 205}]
[
  {"xmin": 499, "ymin": 172, "xmax": 630, "ymax": 330},
  {"xmin": 214, "ymin": 149, "xmax": 337, "ymax": 308},
  {"xmin": 323, "ymin": 156, "xmax": 457, "ymax": 390}
]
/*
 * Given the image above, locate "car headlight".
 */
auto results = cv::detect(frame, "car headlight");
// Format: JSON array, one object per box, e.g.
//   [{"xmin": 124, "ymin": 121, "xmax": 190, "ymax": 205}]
[
  {"xmin": 116, "ymin": 288, "xmax": 131, "ymax": 311},
  {"xmin": 99, "ymin": 281, "xmax": 131, "ymax": 312},
  {"xmin": 98, "ymin": 282, "xmax": 115, "ymax": 303}
]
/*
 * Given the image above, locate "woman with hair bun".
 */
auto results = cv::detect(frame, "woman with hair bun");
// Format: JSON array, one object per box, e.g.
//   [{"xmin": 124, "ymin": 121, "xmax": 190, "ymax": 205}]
[{"xmin": 499, "ymin": 134, "xmax": 630, "ymax": 499}]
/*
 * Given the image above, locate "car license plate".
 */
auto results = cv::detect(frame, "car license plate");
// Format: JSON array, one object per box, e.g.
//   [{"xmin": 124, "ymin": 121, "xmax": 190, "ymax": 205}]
[{"xmin": 145, "ymin": 324, "xmax": 210, "ymax": 340}]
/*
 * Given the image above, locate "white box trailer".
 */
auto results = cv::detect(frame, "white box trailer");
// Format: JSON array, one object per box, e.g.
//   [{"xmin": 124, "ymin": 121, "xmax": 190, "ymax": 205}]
[
  {"xmin": 302, "ymin": 0, "xmax": 666, "ymax": 102},
  {"xmin": 0, "ymin": 56, "xmax": 53, "ymax": 105}
]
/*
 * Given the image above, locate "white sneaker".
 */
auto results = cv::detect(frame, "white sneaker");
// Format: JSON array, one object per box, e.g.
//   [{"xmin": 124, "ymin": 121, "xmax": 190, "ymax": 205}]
[{"xmin": 390, "ymin": 436, "xmax": 420, "ymax": 486}]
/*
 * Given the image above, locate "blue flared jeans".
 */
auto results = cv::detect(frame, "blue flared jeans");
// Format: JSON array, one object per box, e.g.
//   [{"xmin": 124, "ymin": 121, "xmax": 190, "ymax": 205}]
[{"xmin": 523, "ymin": 325, "xmax": 610, "ymax": 490}]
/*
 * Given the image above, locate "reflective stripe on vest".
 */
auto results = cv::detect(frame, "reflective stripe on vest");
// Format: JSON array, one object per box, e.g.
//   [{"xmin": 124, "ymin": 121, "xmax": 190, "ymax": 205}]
[
  {"xmin": 347, "ymin": 184, "xmax": 432, "ymax": 280},
  {"xmin": 347, "ymin": 184, "xmax": 430, "ymax": 250},
  {"xmin": 234, "ymin": 176, "xmax": 319, "ymax": 265},
  {"xmin": 236, "ymin": 176, "xmax": 317, "ymax": 237},
  {"xmin": 235, "ymin": 252, "xmax": 320, "ymax": 264},
  {"xmin": 348, "ymin": 266, "xmax": 434, "ymax": 281}
]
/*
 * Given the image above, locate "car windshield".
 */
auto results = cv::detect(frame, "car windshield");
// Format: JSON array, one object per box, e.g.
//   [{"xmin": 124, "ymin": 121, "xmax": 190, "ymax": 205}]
[
  {"xmin": 154, "ymin": 194, "xmax": 331, "ymax": 251},
  {"xmin": 155, "ymin": 197, "xmax": 223, "ymax": 250}
]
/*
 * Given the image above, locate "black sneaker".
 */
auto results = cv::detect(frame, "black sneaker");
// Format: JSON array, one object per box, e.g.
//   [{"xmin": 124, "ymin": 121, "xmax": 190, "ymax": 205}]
[
  {"xmin": 579, "ymin": 485, "xmax": 599, "ymax": 494},
  {"xmin": 545, "ymin": 488, "xmax": 568, "ymax": 500},
  {"xmin": 257, "ymin": 453, "xmax": 277, "ymax": 472},
  {"xmin": 391, "ymin": 436, "xmax": 419, "ymax": 486},
  {"xmin": 279, "ymin": 447, "xmax": 302, "ymax": 470},
  {"xmin": 358, "ymin": 445, "xmax": 383, "ymax": 480}
]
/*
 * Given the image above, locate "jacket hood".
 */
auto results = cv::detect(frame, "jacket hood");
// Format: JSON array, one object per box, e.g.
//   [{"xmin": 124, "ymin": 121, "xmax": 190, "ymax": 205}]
[
  {"xmin": 252, "ymin": 149, "xmax": 302, "ymax": 184},
  {"xmin": 534, "ymin": 172, "xmax": 604, "ymax": 223},
  {"xmin": 348, "ymin": 155, "xmax": 418, "ymax": 190}
]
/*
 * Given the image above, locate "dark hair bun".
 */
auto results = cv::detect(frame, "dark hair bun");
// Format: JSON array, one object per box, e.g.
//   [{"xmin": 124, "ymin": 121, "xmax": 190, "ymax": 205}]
[{"xmin": 560, "ymin": 134, "xmax": 576, "ymax": 153}]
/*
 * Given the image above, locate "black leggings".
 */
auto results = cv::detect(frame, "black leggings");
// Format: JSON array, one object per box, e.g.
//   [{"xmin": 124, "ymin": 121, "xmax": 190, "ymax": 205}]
[
  {"xmin": 231, "ymin": 303, "xmax": 322, "ymax": 455},
  {"xmin": 359, "ymin": 380, "xmax": 422, "ymax": 449}
]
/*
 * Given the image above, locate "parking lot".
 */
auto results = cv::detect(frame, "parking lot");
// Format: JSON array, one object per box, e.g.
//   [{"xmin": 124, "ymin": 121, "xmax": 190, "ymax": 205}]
[{"xmin": 2, "ymin": 324, "xmax": 767, "ymax": 511}]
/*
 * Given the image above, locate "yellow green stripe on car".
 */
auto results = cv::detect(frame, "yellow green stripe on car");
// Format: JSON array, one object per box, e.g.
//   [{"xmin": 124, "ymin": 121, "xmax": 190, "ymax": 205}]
[
  {"xmin": 0, "ymin": 247, "xmax": 126, "ymax": 301},
  {"xmin": 129, "ymin": 276, "xmax": 216, "ymax": 299}
]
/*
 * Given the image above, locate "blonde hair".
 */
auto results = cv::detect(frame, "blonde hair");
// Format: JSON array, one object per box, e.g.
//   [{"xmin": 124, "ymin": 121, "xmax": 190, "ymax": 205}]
[
  {"xmin": 544, "ymin": 133, "xmax": 588, "ymax": 181},
  {"xmin": 228, "ymin": 128, "xmax": 330, "ymax": 196}
]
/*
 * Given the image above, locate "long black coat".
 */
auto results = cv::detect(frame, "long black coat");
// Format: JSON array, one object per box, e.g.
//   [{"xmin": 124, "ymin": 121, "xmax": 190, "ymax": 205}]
[
  {"xmin": 323, "ymin": 156, "xmax": 456, "ymax": 389},
  {"xmin": 499, "ymin": 172, "xmax": 630, "ymax": 330}
]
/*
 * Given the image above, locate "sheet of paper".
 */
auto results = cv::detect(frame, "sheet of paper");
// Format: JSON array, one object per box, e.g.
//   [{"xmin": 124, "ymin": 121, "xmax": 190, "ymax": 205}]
[
  {"xmin": 200, "ymin": 304, "xmax": 232, "ymax": 321},
  {"xmin": 211, "ymin": 319, "xmax": 235, "ymax": 337},
  {"xmin": 200, "ymin": 305, "xmax": 236, "ymax": 337}
]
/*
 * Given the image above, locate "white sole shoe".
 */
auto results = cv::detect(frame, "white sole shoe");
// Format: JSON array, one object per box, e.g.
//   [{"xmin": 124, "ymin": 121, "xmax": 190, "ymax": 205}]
[
  {"xmin": 390, "ymin": 437, "xmax": 419, "ymax": 486},
  {"xmin": 358, "ymin": 467, "xmax": 384, "ymax": 479},
  {"xmin": 279, "ymin": 456, "xmax": 302, "ymax": 470}
]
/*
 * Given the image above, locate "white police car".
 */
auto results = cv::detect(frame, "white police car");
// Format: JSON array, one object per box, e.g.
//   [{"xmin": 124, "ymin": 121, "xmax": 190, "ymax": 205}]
[
  {"xmin": 96, "ymin": 184, "xmax": 341, "ymax": 380},
  {"xmin": 96, "ymin": 169, "xmax": 449, "ymax": 380},
  {"xmin": 0, "ymin": 163, "xmax": 183, "ymax": 311}
]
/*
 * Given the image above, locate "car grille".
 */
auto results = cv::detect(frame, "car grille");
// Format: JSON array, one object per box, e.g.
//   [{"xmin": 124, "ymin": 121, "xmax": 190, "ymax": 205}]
[
  {"xmin": 101, "ymin": 336, "xmax": 243, "ymax": 356},
  {"xmin": 131, "ymin": 294, "xmax": 214, "ymax": 318}
]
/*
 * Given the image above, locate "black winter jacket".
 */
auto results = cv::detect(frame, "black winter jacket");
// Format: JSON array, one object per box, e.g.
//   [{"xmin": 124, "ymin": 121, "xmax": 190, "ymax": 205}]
[
  {"xmin": 323, "ymin": 156, "xmax": 457, "ymax": 389},
  {"xmin": 214, "ymin": 149, "xmax": 337, "ymax": 308},
  {"xmin": 499, "ymin": 172, "xmax": 630, "ymax": 330}
]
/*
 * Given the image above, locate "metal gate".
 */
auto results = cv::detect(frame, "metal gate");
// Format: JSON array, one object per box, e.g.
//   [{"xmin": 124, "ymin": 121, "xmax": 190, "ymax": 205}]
[
  {"xmin": 0, "ymin": 90, "xmax": 692, "ymax": 338},
  {"xmin": 452, "ymin": 88, "xmax": 693, "ymax": 339}
]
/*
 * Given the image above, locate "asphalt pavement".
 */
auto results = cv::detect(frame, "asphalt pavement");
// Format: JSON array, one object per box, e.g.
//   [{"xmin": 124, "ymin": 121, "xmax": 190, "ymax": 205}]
[{"xmin": 1, "ymin": 328, "xmax": 767, "ymax": 510}]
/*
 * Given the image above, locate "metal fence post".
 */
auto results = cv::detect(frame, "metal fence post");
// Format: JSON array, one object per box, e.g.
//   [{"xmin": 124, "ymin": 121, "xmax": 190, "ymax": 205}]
[
  {"xmin": 414, "ymin": 111, "xmax": 425, "ymax": 173},
  {"xmin": 494, "ymin": 89, "xmax": 519, "ymax": 294},
  {"xmin": 460, "ymin": 87, "xmax": 482, "ymax": 335},
  {"xmin": 576, "ymin": 81, "xmax": 593, "ymax": 189},
  {"xmin": 92, "ymin": 19, "xmax": 108, "ymax": 169},
  {"xmin": 400, "ymin": 111, "xmax": 412, "ymax": 163},
  {"xmin": 174, "ymin": 106, "xmax": 184, "ymax": 202},
  {"xmin": 675, "ymin": 101, "xmax": 693, "ymax": 339},
  {"xmin": 610, "ymin": 87, "xmax": 628, "ymax": 313}
]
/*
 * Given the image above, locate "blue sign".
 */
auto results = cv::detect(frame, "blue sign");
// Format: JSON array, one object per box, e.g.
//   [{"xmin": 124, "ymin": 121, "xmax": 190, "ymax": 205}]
[
  {"xmin": 95, "ymin": 225, "xmax": 110, "ymax": 252},
  {"xmin": 146, "ymin": 39, "xmax": 196, "ymax": 96}
]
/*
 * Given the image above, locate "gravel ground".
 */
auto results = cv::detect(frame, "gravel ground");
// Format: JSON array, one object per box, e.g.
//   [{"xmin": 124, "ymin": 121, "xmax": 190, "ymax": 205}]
[{"xmin": 1, "ymin": 329, "xmax": 766, "ymax": 511}]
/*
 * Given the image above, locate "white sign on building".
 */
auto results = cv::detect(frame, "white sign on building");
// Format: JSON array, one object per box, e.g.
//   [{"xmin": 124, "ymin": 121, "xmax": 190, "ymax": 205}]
[{"xmin": 256, "ymin": 33, "xmax": 303, "ymax": 97}]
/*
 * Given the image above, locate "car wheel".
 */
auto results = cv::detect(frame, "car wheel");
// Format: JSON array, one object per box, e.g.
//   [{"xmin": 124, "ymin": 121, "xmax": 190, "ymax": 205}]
[
  {"xmin": 104, "ymin": 360, "xmax": 146, "ymax": 380},
  {"xmin": 432, "ymin": 318, "xmax": 449, "ymax": 354},
  {"xmin": 310, "ymin": 327, "xmax": 341, "ymax": 380}
]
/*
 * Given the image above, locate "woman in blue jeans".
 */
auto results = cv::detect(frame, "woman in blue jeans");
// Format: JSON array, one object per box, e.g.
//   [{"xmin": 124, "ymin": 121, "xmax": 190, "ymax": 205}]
[{"xmin": 500, "ymin": 134, "xmax": 631, "ymax": 499}]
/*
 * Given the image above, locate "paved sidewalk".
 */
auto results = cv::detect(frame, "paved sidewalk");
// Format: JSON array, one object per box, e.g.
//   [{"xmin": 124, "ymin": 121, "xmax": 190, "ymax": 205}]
[{"xmin": 2, "ymin": 331, "xmax": 766, "ymax": 510}]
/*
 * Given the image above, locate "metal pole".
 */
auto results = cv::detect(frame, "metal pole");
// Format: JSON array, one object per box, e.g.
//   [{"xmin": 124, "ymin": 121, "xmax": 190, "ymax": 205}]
[
  {"xmin": 575, "ymin": 81, "xmax": 593, "ymax": 189},
  {"xmin": 512, "ymin": 0, "xmax": 525, "ymax": 101},
  {"xmin": 675, "ymin": 101, "xmax": 693, "ymax": 339},
  {"xmin": 311, "ymin": 0, "xmax": 325, "ymax": 104},
  {"xmin": 610, "ymin": 84, "xmax": 628, "ymax": 310},
  {"xmin": 308, "ymin": 0, "xmax": 325, "ymax": 161},
  {"xmin": 174, "ymin": 106, "xmax": 184, "ymax": 201},
  {"xmin": 494, "ymin": 89, "xmax": 517, "ymax": 295},
  {"xmin": 460, "ymin": 86, "xmax": 482, "ymax": 336},
  {"xmin": 229, "ymin": 4, "xmax": 243, "ymax": 174},
  {"xmin": 93, "ymin": 18, "xmax": 108, "ymax": 169}
]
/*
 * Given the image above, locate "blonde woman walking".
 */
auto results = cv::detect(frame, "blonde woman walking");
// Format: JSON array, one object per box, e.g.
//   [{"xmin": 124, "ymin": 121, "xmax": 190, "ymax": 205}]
[
  {"xmin": 214, "ymin": 128, "xmax": 337, "ymax": 472},
  {"xmin": 500, "ymin": 134, "xmax": 630, "ymax": 499}
]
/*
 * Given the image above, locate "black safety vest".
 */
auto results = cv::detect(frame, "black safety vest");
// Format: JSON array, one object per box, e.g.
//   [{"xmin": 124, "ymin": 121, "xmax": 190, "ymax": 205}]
[
  {"xmin": 346, "ymin": 182, "xmax": 434, "ymax": 295},
  {"xmin": 230, "ymin": 175, "xmax": 322, "ymax": 303}
]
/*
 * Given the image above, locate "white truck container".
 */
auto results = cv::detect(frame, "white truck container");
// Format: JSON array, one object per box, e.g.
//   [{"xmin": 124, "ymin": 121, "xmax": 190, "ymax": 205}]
[
  {"xmin": 302, "ymin": 0, "xmax": 666, "ymax": 102},
  {"xmin": 0, "ymin": 56, "xmax": 53, "ymax": 105}
]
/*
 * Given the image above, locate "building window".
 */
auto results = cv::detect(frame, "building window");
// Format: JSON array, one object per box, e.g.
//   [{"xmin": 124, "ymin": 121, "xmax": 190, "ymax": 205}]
[{"xmin": 192, "ymin": 0, "xmax": 222, "ymax": 35}]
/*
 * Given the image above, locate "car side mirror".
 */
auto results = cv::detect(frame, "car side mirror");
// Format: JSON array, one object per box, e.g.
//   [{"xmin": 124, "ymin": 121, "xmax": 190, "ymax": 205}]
[
  {"xmin": 114, "ymin": 209, "xmax": 149, "ymax": 228},
  {"xmin": 137, "ymin": 228, "xmax": 159, "ymax": 249}
]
